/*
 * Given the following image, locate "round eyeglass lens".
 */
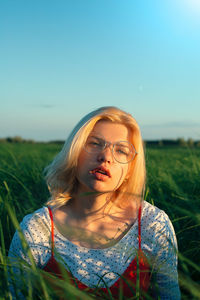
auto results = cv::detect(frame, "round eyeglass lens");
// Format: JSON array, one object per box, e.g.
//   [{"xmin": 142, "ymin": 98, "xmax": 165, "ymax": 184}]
[
  {"xmin": 84, "ymin": 136, "xmax": 105, "ymax": 153},
  {"xmin": 113, "ymin": 141, "xmax": 136, "ymax": 164}
]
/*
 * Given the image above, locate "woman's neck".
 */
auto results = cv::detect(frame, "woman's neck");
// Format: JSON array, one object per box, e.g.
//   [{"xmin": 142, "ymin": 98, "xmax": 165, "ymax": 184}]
[{"xmin": 72, "ymin": 190, "xmax": 114, "ymax": 219}]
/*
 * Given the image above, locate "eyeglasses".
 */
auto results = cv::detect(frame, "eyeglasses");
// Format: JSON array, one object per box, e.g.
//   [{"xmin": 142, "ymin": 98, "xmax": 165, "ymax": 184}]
[{"xmin": 84, "ymin": 136, "xmax": 138, "ymax": 164}]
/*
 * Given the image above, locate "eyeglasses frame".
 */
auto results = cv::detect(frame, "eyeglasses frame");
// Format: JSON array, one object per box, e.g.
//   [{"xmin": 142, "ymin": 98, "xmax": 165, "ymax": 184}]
[{"xmin": 84, "ymin": 137, "xmax": 138, "ymax": 164}]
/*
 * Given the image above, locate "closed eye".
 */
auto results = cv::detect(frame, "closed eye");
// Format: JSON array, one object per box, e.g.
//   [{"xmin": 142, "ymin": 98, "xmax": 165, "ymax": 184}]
[
  {"xmin": 116, "ymin": 149, "xmax": 129, "ymax": 156},
  {"xmin": 86, "ymin": 137, "xmax": 104, "ymax": 148},
  {"xmin": 89, "ymin": 141, "xmax": 101, "ymax": 146}
]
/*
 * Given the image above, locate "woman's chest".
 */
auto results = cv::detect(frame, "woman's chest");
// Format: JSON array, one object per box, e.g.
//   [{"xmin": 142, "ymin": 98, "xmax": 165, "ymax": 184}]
[{"xmin": 54, "ymin": 216, "xmax": 135, "ymax": 249}]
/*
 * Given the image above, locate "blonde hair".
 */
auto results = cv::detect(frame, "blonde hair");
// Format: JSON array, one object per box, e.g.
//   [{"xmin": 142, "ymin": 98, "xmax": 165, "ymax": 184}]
[{"xmin": 45, "ymin": 106, "xmax": 146, "ymax": 208}]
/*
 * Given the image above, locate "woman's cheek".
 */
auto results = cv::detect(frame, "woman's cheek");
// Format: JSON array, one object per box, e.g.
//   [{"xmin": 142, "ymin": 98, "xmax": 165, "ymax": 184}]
[{"xmin": 113, "ymin": 165, "xmax": 128, "ymax": 183}]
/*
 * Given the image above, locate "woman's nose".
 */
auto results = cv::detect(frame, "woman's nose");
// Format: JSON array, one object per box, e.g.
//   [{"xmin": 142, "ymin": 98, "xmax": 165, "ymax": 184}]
[{"xmin": 97, "ymin": 145, "xmax": 114, "ymax": 163}]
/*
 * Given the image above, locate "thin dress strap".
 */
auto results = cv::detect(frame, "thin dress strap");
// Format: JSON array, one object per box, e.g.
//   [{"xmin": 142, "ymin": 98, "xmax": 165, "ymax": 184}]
[
  {"xmin": 47, "ymin": 206, "xmax": 54, "ymax": 256},
  {"xmin": 138, "ymin": 205, "xmax": 142, "ymax": 250}
]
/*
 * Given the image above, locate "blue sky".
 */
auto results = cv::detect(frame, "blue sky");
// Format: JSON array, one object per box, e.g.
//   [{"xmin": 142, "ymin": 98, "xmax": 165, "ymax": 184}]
[{"xmin": 1, "ymin": 0, "xmax": 200, "ymax": 141}]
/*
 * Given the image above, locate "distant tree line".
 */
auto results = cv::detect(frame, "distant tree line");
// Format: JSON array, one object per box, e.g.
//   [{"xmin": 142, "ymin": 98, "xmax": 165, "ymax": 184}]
[
  {"xmin": 0, "ymin": 136, "xmax": 200, "ymax": 147},
  {"xmin": 0, "ymin": 136, "xmax": 36, "ymax": 144},
  {"xmin": 144, "ymin": 138, "xmax": 200, "ymax": 147}
]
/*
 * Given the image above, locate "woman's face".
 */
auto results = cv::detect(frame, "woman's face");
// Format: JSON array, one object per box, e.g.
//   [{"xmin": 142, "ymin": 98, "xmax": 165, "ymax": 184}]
[{"xmin": 76, "ymin": 120, "xmax": 132, "ymax": 194}]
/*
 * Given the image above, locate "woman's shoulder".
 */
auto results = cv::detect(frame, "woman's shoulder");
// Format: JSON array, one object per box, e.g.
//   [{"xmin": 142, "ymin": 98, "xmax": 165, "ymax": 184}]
[
  {"xmin": 20, "ymin": 206, "xmax": 51, "ymax": 232},
  {"xmin": 9, "ymin": 206, "xmax": 52, "ymax": 266},
  {"xmin": 142, "ymin": 201, "xmax": 177, "ymax": 246},
  {"xmin": 142, "ymin": 200, "xmax": 171, "ymax": 223},
  {"xmin": 141, "ymin": 201, "xmax": 176, "ymax": 235}
]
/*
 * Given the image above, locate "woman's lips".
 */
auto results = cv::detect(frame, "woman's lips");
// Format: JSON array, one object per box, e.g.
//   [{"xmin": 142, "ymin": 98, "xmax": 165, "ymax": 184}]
[{"xmin": 89, "ymin": 166, "xmax": 111, "ymax": 181}]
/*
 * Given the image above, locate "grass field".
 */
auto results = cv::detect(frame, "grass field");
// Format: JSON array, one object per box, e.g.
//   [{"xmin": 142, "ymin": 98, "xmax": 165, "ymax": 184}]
[{"xmin": 0, "ymin": 142, "xmax": 200, "ymax": 299}]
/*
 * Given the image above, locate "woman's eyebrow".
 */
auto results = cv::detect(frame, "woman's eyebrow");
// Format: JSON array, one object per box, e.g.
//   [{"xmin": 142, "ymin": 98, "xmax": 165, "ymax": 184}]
[
  {"xmin": 115, "ymin": 143, "xmax": 130, "ymax": 150},
  {"xmin": 89, "ymin": 135, "xmax": 104, "ymax": 141},
  {"xmin": 115, "ymin": 143, "xmax": 129, "ymax": 147},
  {"xmin": 89, "ymin": 136, "xmax": 129, "ymax": 145}
]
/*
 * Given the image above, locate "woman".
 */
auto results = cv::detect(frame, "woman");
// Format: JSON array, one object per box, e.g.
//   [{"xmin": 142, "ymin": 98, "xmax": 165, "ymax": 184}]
[{"xmin": 8, "ymin": 106, "xmax": 180, "ymax": 299}]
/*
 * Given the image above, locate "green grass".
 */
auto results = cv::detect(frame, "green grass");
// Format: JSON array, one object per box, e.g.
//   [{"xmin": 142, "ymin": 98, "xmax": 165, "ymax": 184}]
[{"xmin": 0, "ymin": 143, "xmax": 200, "ymax": 299}]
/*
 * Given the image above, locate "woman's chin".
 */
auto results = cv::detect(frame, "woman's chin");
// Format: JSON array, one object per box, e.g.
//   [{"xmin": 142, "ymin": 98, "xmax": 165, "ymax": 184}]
[{"xmin": 79, "ymin": 184, "xmax": 113, "ymax": 195}]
